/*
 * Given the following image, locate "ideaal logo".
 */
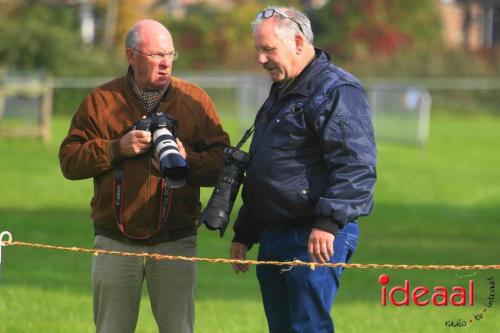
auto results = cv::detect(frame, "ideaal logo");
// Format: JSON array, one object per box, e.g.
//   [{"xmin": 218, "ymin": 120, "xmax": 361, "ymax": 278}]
[
  {"xmin": 378, "ymin": 274, "xmax": 474, "ymax": 306},
  {"xmin": 378, "ymin": 274, "xmax": 496, "ymax": 328}
]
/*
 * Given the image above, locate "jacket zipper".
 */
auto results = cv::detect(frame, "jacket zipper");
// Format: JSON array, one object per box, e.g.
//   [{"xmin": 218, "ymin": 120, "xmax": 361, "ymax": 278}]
[{"xmin": 338, "ymin": 120, "xmax": 349, "ymax": 156}]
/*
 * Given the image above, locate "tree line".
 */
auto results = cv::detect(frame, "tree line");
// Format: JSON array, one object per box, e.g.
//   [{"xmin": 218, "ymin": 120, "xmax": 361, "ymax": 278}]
[{"xmin": 0, "ymin": 0, "xmax": 498, "ymax": 77}]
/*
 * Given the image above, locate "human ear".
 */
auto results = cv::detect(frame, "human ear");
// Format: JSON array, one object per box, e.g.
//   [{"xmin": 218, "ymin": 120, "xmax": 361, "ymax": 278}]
[
  {"xmin": 125, "ymin": 48, "xmax": 135, "ymax": 65},
  {"xmin": 295, "ymin": 34, "xmax": 304, "ymax": 54}
]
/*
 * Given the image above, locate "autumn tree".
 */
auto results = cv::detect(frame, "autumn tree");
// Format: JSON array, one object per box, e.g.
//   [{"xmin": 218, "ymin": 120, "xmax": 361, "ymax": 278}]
[{"xmin": 311, "ymin": 0, "xmax": 442, "ymax": 65}]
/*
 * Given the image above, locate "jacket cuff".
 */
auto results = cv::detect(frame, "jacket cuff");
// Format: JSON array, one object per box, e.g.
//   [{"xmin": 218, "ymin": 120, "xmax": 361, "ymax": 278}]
[
  {"xmin": 232, "ymin": 233, "xmax": 255, "ymax": 251},
  {"xmin": 185, "ymin": 153, "xmax": 201, "ymax": 185},
  {"xmin": 313, "ymin": 216, "xmax": 341, "ymax": 236},
  {"xmin": 108, "ymin": 138, "xmax": 123, "ymax": 164}
]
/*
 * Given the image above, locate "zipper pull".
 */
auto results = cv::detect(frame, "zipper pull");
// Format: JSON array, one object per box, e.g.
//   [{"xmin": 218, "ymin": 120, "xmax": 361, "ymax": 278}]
[{"xmin": 338, "ymin": 121, "xmax": 349, "ymax": 156}]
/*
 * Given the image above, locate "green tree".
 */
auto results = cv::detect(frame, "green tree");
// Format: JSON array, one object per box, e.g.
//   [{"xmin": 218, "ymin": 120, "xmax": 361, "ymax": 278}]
[
  {"xmin": 0, "ymin": 3, "xmax": 123, "ymax": 76},
  {"xmin": 311, "ymin": 0, "xmax": 442, "ymax": 65},
  {"xmin": 166, "ymin": 2, "xmax": 260, "ymax": 70}
]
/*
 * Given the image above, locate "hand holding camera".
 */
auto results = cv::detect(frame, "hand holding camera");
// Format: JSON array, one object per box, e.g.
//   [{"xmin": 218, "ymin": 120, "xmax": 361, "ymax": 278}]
[
  {"xmin": 119, "ymin": 130, "xmax": 152, "ymax": 157},
  {"xmin": 126, "ymin": 112, "xmax": 188, "ymax": 188},
  {"xmin": 175, "ymin": 138, "xmax": 187, "ymax": 159}
]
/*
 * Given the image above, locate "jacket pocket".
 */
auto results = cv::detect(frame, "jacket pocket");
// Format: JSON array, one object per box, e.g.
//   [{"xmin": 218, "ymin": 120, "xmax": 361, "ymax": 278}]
[
  {"xmin": 291, "ymin": 177, "xmax": 314, "ymax": 215},
  {"xmin": 332, "ymin": 116, "xmax": 375, "ymax": 164},
  {"xmin": 168, "ymin": 184, "xmax": 200, "ymax": 228},
  {"xmin": 91, "ymin": 172, "xmax": 113, "ymax": 214},
  {"xmin": 297, "ymin": 178, "xmax": 311, "ymax": 206},
  {"xmin": 338, "ymin": 120, "xmax": 353, "ymax": 157},
  {"xmin": 268, "ymin": 102, "xmax": 314, "ymax": 151}
]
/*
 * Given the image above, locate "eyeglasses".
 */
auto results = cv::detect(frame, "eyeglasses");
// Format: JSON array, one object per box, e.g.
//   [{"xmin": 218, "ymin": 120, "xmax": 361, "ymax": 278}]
[
  {"xmin": 131, "ymin": 48, "xmax": 179, "ymax": 61},
  {"xmin": 256, "ymin": 8, "xmax": 305, "ymax": 35}
]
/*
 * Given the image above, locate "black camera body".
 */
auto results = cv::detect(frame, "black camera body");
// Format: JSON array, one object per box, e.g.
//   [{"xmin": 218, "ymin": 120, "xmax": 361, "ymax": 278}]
[
  {"xmin": 133, "ymin": 112, "xmax": 188, "ymax": 188},
  {"xmin": 198, "ymin": 146, "xmax": 250, "ymax": 237},
  {"xmin": 133, "ymin": 111, "xmax": 176, "ymax": 133}
]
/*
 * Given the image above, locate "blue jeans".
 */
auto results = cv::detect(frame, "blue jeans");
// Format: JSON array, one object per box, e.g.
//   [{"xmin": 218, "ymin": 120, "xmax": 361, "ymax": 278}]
[{"xmin": 256, "ymin": 223, "xmax": 359, "ymax": 333}]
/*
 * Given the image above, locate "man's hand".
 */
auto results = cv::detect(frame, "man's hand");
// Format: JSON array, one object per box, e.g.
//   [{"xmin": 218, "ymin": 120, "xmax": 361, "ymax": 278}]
[
  {"xmin": 230, "ymin": 242, "xmax": 249, "ymax": 273},
  {"xmin": 176, "ymin": 138, "xmax": 187, "ymax": 159},
  {"xmin": 308, "ymin": 228, "xmax": 335, "ymax": 263},
  {"xmin": 119, "ymin": 130, "xmax": 152, "ymax": 157}
]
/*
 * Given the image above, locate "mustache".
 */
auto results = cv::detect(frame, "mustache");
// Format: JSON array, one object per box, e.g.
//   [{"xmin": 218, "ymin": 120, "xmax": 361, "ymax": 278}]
[{"xmin": 263, "ymin": 63, "xmax": 275, "ymax": 71}]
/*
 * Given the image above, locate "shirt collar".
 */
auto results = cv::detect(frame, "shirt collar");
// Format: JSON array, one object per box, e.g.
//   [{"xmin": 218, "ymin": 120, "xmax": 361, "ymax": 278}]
[{"xmin": 127, "ymin": 68, "xmax": 169, "ymax": 114}]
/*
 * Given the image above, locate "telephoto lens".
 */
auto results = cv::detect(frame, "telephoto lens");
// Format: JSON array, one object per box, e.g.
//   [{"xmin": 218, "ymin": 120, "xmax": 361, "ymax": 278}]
[
  {"xmin": 131, "ymin": 112, "xmax": 188, "ymax": 188},
  {"xmin": 153, "ymin": 127, "xmax": 188, "ymax": 188},
  {"xmin": 198, "ymin": 147, "xmax": 250, "ymax": 237}
]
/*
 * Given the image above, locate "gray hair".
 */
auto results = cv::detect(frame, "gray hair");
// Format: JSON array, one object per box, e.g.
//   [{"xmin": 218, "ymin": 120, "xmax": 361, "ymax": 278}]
[
  {"xmin": 252, "ymin": 6, "xmax": 314, "ymax": 45},
  {"xmin": 125, "ymin": 27, "xmax": 140, "ymax": 49}
]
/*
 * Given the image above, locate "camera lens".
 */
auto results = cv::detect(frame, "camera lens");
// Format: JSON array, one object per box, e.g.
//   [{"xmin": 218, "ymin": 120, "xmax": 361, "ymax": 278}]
[
  {"xmin": 153, "ymin": 128, "xmax": 188, "ymax": 188},
  {"xmin": 198, "ymin": 147, "xmax": 250, "ymax": 237}
]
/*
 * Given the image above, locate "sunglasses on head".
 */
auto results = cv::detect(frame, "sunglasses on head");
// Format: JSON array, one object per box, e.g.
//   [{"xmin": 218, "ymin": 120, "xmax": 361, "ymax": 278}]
[{"xmin": 256, "ymin": 8, "xmax": 305, "ymax": 35}]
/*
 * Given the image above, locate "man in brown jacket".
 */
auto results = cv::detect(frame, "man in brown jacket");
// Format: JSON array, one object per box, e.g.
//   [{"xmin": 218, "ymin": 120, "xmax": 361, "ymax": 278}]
[{"xmin": 59, "ymin": 19, "xmax": 229, "ymax": 333}]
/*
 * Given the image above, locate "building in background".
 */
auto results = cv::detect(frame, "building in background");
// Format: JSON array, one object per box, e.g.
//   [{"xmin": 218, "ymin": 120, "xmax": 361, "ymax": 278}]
[{"xmin": 440, "ymin": 0, "xmax": 500, "ymax": 49}]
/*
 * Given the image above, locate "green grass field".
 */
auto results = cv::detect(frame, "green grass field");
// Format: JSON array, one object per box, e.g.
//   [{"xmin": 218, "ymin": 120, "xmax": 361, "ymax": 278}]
[{"xmin": 0, "ymin": 113, "xmax": 499, "ymax": 332}]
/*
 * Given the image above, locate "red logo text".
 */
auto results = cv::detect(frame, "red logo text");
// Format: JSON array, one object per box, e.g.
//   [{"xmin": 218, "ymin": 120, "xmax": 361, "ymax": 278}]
[{"xmin": 378, "ymin": 274, "xmax": 474, "ymax": 306}]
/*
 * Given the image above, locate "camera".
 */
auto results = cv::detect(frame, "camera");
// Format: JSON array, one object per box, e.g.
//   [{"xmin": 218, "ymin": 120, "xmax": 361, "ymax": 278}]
[
  {"xmin": 133, "ymin": 112, "xmax": 187, "ymax": 188},
  {"xmin": 198, "ymin": 146, "xmax": 250, "ymax": 237}
]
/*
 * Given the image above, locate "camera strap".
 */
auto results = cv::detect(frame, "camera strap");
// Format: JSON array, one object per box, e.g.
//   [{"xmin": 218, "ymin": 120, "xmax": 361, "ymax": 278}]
[
  {"xmin": 235, "ymin": 124, "xmax": 255, "ymax": 150},
  {"xmin": 234, "ymin": 96, "xmax": 273, "ymax": 149},
  {"xmin": 235, "ymin": 79, "xmax": 294, "ymax": 150},
  {"xmin": 113, "ymin": 163, "xmax": 173, "ymax": 240}
]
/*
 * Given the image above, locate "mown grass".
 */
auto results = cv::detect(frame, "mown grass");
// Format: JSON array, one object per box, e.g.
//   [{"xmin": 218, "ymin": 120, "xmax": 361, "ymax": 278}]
[{"xmin": 0, "ymin": 113, "xmax": 499, "ymax": 332}]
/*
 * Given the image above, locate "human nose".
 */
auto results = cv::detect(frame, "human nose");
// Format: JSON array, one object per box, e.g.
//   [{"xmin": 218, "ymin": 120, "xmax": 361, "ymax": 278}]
[
  {"xmin": 159, "ymin": 56, "xmax": 170, "ymax": 67},
  {"xmin": 257, "ymin": 51, "xmax": 268, "ymax": 65}
]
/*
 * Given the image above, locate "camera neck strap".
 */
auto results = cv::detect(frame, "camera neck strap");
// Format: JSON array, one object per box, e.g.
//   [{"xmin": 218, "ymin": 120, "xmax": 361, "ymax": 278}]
[
  {"xmin": 113, "ymin": 162, "xmax": 173, "ymax": 240},
  {"xmin": 236, "ymin": 78, "xmax": 298, "ymax": 150},
  {"xmin": 235, "ymin": 124, "xmax": 255, "ymax": 150}
]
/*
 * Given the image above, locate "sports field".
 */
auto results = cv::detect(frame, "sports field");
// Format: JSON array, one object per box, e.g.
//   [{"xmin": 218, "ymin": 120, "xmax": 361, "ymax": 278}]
[{"xmin": 0, "ymin": 113, "xmax": 499, "ymax": 332}]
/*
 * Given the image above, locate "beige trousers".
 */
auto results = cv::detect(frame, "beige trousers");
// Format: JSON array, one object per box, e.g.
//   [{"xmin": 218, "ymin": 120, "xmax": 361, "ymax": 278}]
[{"xmin": 92, "ymin": 234, "xmax": 196, "ymax": 333}]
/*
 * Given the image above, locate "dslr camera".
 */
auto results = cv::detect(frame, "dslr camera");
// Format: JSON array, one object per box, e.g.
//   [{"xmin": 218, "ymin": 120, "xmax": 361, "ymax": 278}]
[
  {"xmin": 198, "ymin": 146, "xmax": 250, "ymax": 237},
  {"xmin": 133, "ymin": 112, "xmax": 187, "ymax": 188}
]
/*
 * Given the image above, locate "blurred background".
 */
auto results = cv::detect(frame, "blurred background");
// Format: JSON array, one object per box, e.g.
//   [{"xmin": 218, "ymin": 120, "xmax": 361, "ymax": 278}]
[
  {"xmin": 0, "ymin": 1, "xmax": 499, "ymax": 332},
  {"xmin": 1, "ymin": 0, "xmax": 500, "ymax": 144}
]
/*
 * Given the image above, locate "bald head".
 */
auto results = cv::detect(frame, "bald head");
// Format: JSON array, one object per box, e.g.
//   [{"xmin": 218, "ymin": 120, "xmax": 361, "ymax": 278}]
[
  {"xmin": 125, "ymin": 19, "xmax": 176, "ymax": 90},
  {"xmin": 125, "ymin": 19, "xmax": 172, "ymax": 50}
]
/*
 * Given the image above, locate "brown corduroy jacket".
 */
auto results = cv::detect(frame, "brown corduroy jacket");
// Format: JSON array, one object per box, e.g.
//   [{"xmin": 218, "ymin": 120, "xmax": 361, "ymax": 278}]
[{"xmin": 59, "ymin": 75, "xmax": 230, "ymax": 243}]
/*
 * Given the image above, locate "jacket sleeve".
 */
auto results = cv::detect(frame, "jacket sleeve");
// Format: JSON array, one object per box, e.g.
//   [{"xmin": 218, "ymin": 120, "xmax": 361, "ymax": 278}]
[
  {"xmin": 232, "ymin": 203, "xmax": 261, "ymax": 249},
  {"xmin": 312, "ymin": 84, "xmax": 377, "ymax": 235},
  {"xmin": 185, "ymin": 94, "xmax": 230, "ymax": 187},
  {"xmin": 59, "ymin": 94, "xmax": 123, "ymax": 180}
]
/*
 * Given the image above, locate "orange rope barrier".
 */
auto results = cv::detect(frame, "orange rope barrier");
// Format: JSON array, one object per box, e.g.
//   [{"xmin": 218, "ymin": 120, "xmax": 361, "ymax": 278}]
[{"xmin": 2, "ymin": 238, "xmax": 500, "ymax": 271}]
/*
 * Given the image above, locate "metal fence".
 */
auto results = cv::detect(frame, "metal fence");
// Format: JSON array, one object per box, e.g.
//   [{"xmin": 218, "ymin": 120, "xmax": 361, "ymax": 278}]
[
  {"xmin": 364, "ymin": 77, "xmax": 500, "ymax": 146},
  {"xmin": 0, "ymin": 75, "xmax": 52, "ymax": 143},
  {"xmin": 1, "ymin": 73, "xmax": 499, "ymax": 146},
  {"xmin": 51, "ymin": 73, "xmax": 271, "ymax": 121}
]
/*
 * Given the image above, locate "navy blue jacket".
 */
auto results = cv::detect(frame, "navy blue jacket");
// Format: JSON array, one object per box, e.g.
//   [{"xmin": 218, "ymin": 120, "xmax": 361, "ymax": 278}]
[{"xmin": 233, "ymin": 49, "xmax": 377, "ymax": 248}]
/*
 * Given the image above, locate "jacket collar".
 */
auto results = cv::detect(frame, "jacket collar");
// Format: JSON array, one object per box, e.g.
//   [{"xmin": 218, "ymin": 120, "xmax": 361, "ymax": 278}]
[
  {"xmin": 128, "ymin": 71, "xmax": 168, "ymax": 114},
  {"xmin": 273, "ymin": 48, "xmax": 332, "ymax": 99},
  {"xmin": 122, "ymin": 66, "xmax": 178, "ymax": 116}
]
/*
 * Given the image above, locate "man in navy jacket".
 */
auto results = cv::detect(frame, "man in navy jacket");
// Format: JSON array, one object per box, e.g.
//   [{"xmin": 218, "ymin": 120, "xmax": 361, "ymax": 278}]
[{"xmin": 230, "ymin": 6, "xmax": 377, "ymax": 333}]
